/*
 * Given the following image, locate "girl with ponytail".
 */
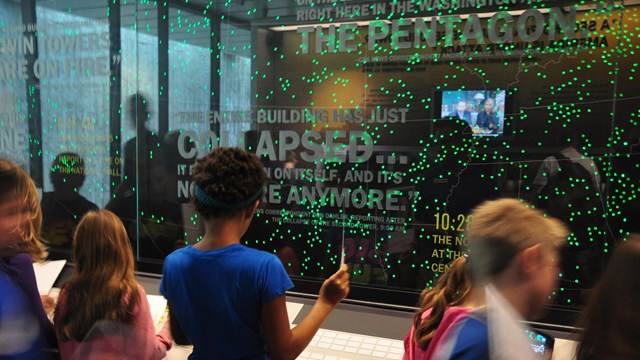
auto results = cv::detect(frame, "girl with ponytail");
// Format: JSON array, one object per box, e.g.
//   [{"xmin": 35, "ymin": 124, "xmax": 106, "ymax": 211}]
[{"xmin": 404, "ymin": 255, "xmax": 479, "ymax": 359}]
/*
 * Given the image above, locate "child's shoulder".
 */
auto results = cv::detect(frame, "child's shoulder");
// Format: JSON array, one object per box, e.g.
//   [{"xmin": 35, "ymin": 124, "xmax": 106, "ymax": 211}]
[
  {"xmin": 233, "ymin": 245, "xmax": 281, "ymax": 264},
  {"xmin": 222, "ymin": 246, "xmax": 284, "ymax": 271},
  {"xmin": 161, "ymin": 246, "xmax": 193, "ymax": 268},
  {"xmin": 165, "ymin": 244, "xmax": 276, "ymax": 261},
  {"xmin": 1, "ymin": 251, "xmax": 33, "ymax": 273}
]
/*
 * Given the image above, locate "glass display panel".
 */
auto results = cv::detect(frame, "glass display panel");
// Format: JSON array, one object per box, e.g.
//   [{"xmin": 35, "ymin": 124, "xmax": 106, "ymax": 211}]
[{"xmin": 1, "ymin": 0, "xmax": 639, "ymax": 327}]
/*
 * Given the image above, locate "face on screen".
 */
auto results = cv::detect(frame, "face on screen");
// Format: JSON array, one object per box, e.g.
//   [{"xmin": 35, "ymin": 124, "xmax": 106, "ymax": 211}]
[{"xmin": 484, "ymin": 99, "xmax": 495, "ymax": 113}]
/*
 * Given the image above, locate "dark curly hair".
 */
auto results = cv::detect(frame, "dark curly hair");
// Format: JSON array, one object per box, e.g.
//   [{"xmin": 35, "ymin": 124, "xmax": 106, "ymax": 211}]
[{"xmin": 192, "ymin": 148, "xmax": 267, "ymax": 219}]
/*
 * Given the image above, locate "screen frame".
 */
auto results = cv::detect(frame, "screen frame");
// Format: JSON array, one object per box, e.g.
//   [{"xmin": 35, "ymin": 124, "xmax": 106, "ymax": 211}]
[
  {"xmin": 290, "ymin": 276, "xmax": 421, "ymax": 309},
  {"xmin": 525, "ymin": 327, "xmax": 556, "ymax": 357},
  {"xmin": 136, "ymin": 244, "xmax": 582, "ymax": 329},
  {"xmin": 432, "ymin": 88, "xmax": 518, "ymax": 139}
]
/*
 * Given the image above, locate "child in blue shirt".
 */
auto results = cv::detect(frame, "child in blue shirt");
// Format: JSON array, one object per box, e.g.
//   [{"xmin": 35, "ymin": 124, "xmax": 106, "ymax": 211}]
[
  {"xmin": 0, "ymin": 159, "xmax": 58, "ymax": 359},
  {"xmin": 161, "ymin": 148, "xmax": 350, "ymax": 359}
]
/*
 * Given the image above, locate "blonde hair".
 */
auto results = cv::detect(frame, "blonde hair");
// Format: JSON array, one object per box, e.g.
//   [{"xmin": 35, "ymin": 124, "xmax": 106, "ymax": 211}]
[
  {"xmin": 55, "ymin": 210, "xmax": 139, "ymax": 341},
  {"xmin": 466, "ymin": 198, "xmax": 568, "ymax": 282},
  {"xmin": 0, "ymin": 159, "xmax": 47, "ymax": 261}
]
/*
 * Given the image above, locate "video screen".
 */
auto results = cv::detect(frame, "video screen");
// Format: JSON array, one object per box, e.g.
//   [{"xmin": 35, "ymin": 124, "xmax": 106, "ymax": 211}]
[
  {"xmin": 438, "ymin": 90, "xmax": 507, "ymax": 137},
  {"xmin": 525, "ymin": 328, "xmax": 554, "ymax": 358}
]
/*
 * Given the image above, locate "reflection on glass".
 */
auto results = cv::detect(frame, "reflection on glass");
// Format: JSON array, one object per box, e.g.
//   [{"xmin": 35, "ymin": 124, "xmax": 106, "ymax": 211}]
[
  {"xmin": 0, "ymin": 0, "xmax": 638, "ymax": 323},
  {"xmin": 41, "ymin": 153, "xmax": 98, "ymax": 260}
]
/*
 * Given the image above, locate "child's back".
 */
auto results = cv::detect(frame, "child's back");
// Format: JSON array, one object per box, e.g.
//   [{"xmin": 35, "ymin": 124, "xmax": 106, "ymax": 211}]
[
  {"xmin": 161, "ymin": 148, "xmax": 349, "ymax": 360},
  {"xmin": 162, "ymin": 244, "xmax": 292, "ymax": 359},
  {"xmin": 54, "ymin": 210, "xmax": 172, "ymax": 360}
]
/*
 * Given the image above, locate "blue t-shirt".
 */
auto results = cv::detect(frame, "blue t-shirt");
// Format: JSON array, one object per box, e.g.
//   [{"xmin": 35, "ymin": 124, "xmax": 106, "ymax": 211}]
[
  {"xmin": 1, "ymin": 253, "xmax": 57, "ymax": 360},
  {"xmin": 160, "ymin": 244, "xmax": 294, "ymax": 360},
  {"xmin": 435, "ymin": 312, "xmax": 489, "ymax": 360},
  {"xmin": 0, "ymin": 268, "xmax": 40, "ymax": 359}
]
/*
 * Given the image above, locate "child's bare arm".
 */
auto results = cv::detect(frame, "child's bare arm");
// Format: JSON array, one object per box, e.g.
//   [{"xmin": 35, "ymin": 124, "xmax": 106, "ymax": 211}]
[{"xmin": 261, "ymin": 265, "xmax": 350, "ymax": 360}]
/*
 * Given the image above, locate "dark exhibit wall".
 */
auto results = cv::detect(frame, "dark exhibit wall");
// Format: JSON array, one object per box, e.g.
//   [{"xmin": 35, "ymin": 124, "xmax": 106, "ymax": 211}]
[
  {"xmin": 1, "ymin": 0, "xmax": 639, "ymax": 322},
  {"xmin": 249, "ymin": 1, "xmax": 639, "ymax": 307}
]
